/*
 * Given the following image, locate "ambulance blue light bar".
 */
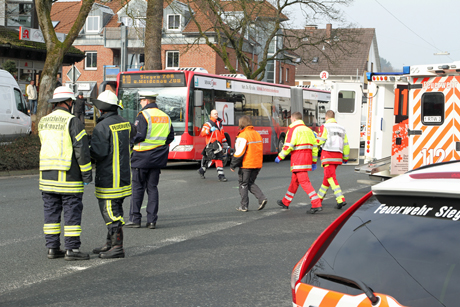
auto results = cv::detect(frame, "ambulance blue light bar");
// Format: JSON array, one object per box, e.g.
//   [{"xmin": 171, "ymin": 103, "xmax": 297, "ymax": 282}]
[{"xmin": 403, "ymin": 66, "xmax": 410, "ymax": 74}]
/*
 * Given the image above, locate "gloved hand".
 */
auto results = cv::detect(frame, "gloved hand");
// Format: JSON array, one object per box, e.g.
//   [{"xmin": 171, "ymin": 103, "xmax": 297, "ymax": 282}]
[
  {"xmin": 83, "ymin": 182, "xmax": 90, "ymax": 186},
  {"xmin": 275, "ymin": 157, "xmax": 281, "ymax": 163},
  {"xmin": 210, "ymin": 127, "xmax": 217, "ymax": 132},
  {"xmin": 343, "ymin": 160, "xmax": 348, "ymax": 165},
  {"xmin": 311, "ymin": 164, "xmax": 317, "ymax": 171}
]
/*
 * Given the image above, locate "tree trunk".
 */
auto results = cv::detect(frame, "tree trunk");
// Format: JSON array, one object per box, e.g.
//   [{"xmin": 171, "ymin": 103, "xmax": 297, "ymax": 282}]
[
  {"xmin": 144, "ymin": 0, "xmax": 164, "ymax": 70},
  {"xmin": 33, "ymin": 0, "xmax": 95, "ymax": 133}
]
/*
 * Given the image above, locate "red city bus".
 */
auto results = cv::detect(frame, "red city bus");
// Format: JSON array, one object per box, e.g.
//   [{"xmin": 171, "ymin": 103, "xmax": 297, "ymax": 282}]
[{"xmin": 116, "ymin": 68, "xmax": 330, "ymax": 164}]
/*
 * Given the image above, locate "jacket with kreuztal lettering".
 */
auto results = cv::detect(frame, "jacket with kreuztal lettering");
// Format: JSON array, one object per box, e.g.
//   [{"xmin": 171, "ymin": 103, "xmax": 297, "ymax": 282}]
[{"xmin": 38, "ymin": 107, "xmax": 92, "ymax": 194}]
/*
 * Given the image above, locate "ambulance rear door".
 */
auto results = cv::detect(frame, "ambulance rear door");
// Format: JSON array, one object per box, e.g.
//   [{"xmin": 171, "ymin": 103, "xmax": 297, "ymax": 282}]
[
  {"xmin": 330, "ymin": 82, "xmax": 362, "ymax": 165},
  {"xmin": 408, "ymin": 73, "xmax": 460, "ymax": 170}
]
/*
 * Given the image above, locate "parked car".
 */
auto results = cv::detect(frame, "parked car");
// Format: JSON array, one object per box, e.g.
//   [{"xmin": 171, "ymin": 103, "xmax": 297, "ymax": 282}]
[
  {"xmin": 85, "ymin": 104, "xmax": 94, "ymax": 120},
  {"xmin": 291, "ymin": 160, "xmax": 460, "ymax": 307},
  {"xmin": 0, "ymin": 69, "xmax": 31, "ymax": 140}
]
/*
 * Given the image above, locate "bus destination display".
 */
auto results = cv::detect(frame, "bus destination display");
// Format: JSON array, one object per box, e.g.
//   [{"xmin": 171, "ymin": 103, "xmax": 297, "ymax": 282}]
[{"xmin": 120, "ymin": 73, "xmax": 185, "ymax": 87}]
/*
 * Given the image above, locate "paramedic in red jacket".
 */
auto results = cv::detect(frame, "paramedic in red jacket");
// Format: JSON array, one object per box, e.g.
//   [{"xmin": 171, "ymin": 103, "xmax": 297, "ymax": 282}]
[
  {"xmin": 317, "ymin": 110, "xmax": 350, "ymax": 209},
  {"xmin": 275, "ymin": 112, "xmax": 323, "ymax": 214},
  {"xmin": 198, "ymin": 109, "xmax": 228, "ymax": 182},
  {"xmin": 230, "ymin": 115, "xmax": 267, "ymax": 212}
]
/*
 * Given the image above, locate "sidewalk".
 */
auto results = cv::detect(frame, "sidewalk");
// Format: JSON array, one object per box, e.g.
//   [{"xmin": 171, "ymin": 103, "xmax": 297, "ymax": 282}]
[{"xmin": 0, "ymin": 169, "xmax": 39, "ymax": 177}]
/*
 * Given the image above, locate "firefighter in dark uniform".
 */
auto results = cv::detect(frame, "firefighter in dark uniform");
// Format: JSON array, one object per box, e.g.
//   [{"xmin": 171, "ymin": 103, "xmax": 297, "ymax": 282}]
[
  {"xmin": 38, "ymin": 86, "xmax": 92, "ymax": 260},
  {"xmin": 126, "ymin": 91, "xmax": 174, "ymax": 229},
  {"xmin": 90, "ymin": 90, "xmax": 132, "ymax": 258}
]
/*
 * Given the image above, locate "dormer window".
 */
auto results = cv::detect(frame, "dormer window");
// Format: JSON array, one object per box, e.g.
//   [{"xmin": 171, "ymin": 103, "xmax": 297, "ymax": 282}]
[
  {"xmin": 167, "ymin": 14, "xmax": 180, "ymax": 30},
  {"xmin": 86, "ymin": 16, "xmax": 100, "ymax": 33}
]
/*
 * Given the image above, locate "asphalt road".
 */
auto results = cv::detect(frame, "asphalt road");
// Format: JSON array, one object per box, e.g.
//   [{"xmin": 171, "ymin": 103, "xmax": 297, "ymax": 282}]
[{"xmin": 0, "ymin": 159, "xmax": 371, "ymax": 307}]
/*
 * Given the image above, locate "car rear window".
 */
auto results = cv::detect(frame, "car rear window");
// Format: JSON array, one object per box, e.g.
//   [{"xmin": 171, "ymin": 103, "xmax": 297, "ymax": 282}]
[{"xmin": 304, "ymin": 195, "xmax": 460, "ymax": 307}]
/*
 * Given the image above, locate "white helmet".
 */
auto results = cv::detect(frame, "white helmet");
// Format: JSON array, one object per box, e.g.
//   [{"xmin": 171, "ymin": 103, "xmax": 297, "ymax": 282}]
[
  {"xmin": 48, "ymin": 86, "xmax": 76, "ymax": 104},
  {"xmin": 92, "ymin": 90, "xmax": 123, "ymax": 111},
  {"xmin": 138, "ymin": 90, "xmax": 159, "ymax": 100}
]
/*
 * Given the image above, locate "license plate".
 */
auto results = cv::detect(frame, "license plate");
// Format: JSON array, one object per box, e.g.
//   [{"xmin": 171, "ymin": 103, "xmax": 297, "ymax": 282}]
[{"xmin": 424, "ymin": 116, "xmax": 441, "ymax": 122}]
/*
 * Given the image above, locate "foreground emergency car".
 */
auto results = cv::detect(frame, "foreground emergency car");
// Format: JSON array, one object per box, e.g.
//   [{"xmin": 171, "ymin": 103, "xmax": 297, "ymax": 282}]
[{"xmin": 291, "ymin": 160, "xmax": 460, "ymax": 307}]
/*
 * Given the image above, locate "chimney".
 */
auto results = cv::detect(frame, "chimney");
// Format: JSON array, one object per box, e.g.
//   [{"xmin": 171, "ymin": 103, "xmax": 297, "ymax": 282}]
[
  {"xmin": 305, "ymin": 25, "xmax": 318, "ymax": 30},
  {"xmin": 326, "ymin": 23, "xmax": 332, "ymax": 39}
]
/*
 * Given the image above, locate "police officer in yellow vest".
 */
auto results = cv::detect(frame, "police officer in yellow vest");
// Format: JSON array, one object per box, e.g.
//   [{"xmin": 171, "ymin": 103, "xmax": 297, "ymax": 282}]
[
  {"xmin": 38, "ymin": 86, "xmax": 92, "ymax": 260},
  {"xmin": 126, "ymin": 91, "xmax": 174, "ymax": 229}
]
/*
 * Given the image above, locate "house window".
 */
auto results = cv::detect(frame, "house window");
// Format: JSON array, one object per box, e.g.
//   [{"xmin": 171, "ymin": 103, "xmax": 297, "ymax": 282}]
[
  {"xmin": 6, "ymin": 2, "xmax": 33, "ymax": 27},
  {"xmin": 121, "ymin": 16, "xmax": 146, "ymax": 27},
  {"xmin": 167, "ymin": 15, "xmax": 180, "ymax": 30},
  {"xmin": 85, "ymin": 52, "xmax": 97, "ymax": 70},
  {"xmin": 86, "ymin": 16, "xmax": 100, "ymax": 33},
  {"xmin": 286, "ymin": 68, "xmax": 289, "ymax": 82},
  {"xmin": 166, "ymin": 51, "xmax": 179, "ymax": 68}
]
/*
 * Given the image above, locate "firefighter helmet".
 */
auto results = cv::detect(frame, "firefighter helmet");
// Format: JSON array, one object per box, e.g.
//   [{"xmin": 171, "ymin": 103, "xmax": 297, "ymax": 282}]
[
  {"xmin": 48, "ymin": 86, "xmax": 76, "ymax": 104},
  {"xmin": 92, "ymin": 90, "xmax": 123, "ymax": 111}
]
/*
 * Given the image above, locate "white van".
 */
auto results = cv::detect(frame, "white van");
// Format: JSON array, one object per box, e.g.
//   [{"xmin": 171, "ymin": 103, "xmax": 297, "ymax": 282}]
[{"xmin": 0, "ymin": 69, "xmax": 31, "ymax": 140}]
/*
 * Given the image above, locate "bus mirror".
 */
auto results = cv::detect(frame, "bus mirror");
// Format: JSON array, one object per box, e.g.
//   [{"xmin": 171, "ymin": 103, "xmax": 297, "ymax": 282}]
[{"xmin": 194, "ymin": 90, "xmax": 203, "ymax": 107}]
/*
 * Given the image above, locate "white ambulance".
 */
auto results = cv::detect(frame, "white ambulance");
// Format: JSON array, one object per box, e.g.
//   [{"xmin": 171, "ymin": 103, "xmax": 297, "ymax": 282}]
[
  {"xmin": 0, "ymin": 69, "xmax": 31, "ymax": 140},
  {"xmin": 357, "ymin": 61, "xmax": 460, "ymax": 179}
]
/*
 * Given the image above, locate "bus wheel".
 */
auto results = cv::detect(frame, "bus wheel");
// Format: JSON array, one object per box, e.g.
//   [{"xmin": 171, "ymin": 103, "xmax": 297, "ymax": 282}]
[
  {"xmin": 223, "ymin": 133, "xmax": 231, "ymax": 166},
  {"xmin": 278, "ymin": 135, "xmax": 285, "ymax": 153}
]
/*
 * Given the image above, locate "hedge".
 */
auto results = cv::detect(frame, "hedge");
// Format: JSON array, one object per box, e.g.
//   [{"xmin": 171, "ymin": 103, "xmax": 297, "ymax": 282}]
[{"xmin": 0, "ymin": 135, "xmax": 40, "ymax": 171}]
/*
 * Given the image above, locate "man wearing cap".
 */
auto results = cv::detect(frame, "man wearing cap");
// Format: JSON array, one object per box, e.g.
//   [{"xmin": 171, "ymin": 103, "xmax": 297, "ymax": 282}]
[
  {"xmin": 73, "ymin": 92, "xmax": 86, "ymax": 124},
  {"xmin": 126, "ymin": 91, "xmax": 174, "ymax": 229},
  {"xmin": 90, "ymin": 90, "xmax": 132, "ymax": 258},
  {"xmin": 38, "ymin": 86, "xmax": 92, "ymax": 260}
]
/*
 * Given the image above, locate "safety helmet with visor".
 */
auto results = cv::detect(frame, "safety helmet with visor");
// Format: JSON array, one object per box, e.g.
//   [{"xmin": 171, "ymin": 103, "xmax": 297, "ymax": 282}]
[{"xmin": 48, "ymin": 86, "xmax": 76, "ymax": 104}]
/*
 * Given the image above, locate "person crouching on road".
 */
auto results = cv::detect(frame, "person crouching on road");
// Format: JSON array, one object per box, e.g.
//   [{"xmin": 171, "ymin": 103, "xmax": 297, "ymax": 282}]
[
  {"xmin": 316, "ymin": 110, "xmax": 350, "ymax": 209},
  {"xmin": 90, "ymin": 90, "xmax": 132, "ymax": 258},
  {"xmin": 275, "ymin": 112, "xmax": 322, "ymax": 214},
  {"xmin": 230, "ymin": 116, "xmax": 267, "ymax": 212},
  {"xmin": 198, "ymin": 109, "xmax": 228, "ymax": 182},
  {"xmin": 38, "ymin": 86, "xmax": 92, "ymax": 260},
  {"xmin": 126, "ymin": 91, "xmax": 174, "ymax": 229}
]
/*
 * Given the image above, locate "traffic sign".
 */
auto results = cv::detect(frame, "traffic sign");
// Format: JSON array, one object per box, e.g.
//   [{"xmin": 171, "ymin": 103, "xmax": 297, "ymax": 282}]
[
  {"xmin": 320, "ymin": 71, "xmax": 329, "ymax": 80},
  {"xmin": 67, "ymin": 65, "xmax": 81, "ymax": 83}
]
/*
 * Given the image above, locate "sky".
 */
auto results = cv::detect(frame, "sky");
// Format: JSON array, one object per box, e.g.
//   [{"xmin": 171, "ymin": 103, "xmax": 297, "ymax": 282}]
[{"xmin": 291, "ymin": 0, "xmax": 460, "ymax": 70}]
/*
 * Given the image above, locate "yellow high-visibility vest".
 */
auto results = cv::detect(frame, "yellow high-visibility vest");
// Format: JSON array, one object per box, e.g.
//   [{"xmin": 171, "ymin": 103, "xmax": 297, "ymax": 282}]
[
  {"xmin": 133, "ymin": 108, "xmax": 171, "ymax": 152},
  {"xmin": 38, "ymin": 109, "xmax": 74, "ymax": 171}
]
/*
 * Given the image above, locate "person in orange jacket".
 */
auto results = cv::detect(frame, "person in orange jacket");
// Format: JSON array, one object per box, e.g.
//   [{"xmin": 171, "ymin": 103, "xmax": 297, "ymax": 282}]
[
  {"xmin": 230, "ymin": 116, "xmax": 267, "ymax": 212},
  {"xmin": 275, "ymin": 112, "xmax": 323, "ymax": 214},
  {"xmin": 198, "ymin": 109, "xmax": 228, "ymax": 182},
  {"xmin": 316, "ymin": 110, "xmax": 350, "ymax": 209}
]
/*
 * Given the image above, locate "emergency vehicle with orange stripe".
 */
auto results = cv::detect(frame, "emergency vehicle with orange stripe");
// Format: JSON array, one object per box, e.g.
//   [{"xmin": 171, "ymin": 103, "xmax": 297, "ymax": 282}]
[{"xmin": 357, "ymin": 61, "xmax": 460, "ymax": 178}]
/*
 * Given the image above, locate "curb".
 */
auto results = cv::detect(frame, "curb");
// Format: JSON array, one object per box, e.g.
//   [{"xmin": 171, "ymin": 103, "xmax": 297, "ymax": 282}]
[{"xmin": 0, "ymin": 169, "xmax": 39, "ymax": 177}]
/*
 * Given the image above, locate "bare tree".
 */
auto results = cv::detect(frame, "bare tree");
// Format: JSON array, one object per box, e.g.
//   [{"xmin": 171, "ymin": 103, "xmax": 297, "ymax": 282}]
[
  {"xmin": 34, "ymin": 0, "xmax": 95, "ymax": 131},
  {"xmin": 144, "ymin": 0, "xmax": 164, "ymax": 70},
  {"xmin": 182, "ymin": 0, "xmax": 359, "ymax": 80}
]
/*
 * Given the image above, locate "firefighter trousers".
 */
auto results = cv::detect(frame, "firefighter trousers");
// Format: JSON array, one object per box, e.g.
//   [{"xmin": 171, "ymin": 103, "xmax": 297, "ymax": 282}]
[
  {"xmin": 42, "ymin": 192, "xmax": 83, "ymax": 250},
  {"xmin": 238, "ymin": 168, "xmax": 266, "ymax": 209},
  {"xmin": 281, "ymin": 171, "xmax": 322, "ymax": 208},
  {"xmin": 97, "ymin": 197, "xmax": 125, "ymax": 234},
  {"xmin": 317, "ymin": 164, "xmax": 346, "ymax": 204},
  {"xmin": 130, "ymin": 168, "xmax": 160, "ymax": 224}
]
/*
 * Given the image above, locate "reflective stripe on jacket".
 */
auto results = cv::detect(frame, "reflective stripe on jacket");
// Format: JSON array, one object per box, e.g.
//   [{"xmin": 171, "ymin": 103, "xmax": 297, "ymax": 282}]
[
  {"xmin": 90, "ymin": 111, "xmax": 132, "ymax": 199},
  {"xmin": 230, "ymin": 126, "xmax": 263, "ymax": 169},
  {"xmin": 38, "ymin": 109, "xmax": 74, "ymax": 171},
  {"xmin": 278, "ymin": 120, "xmax": 318, "ymax": 172},
  {"xmin": 133, "ymin": 108, "xmax": 171, "ymax": 152},
  {"xmin": 317, "ymin": 118, "xmax": 350, "ymax": 166},
  {"xmin": 200, "ymin": 118, "xmax": 227, "ymax": 144}
]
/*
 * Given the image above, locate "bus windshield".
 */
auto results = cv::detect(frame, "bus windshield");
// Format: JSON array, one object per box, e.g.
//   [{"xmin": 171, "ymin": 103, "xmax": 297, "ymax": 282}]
[{"xmin": 118, "ymin": 87, "xmax": 189, "ymax": 135}]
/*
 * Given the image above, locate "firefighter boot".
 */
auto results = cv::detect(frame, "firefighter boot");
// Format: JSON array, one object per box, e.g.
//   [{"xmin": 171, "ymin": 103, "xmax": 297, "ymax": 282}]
[
  {"xmin": 47, "ymin": 248, "xmax": 65, "ymax": 259},
  {"xmin": 99, "ymin": 227, "xmax": 125, "ymax": 259},
  {"xmin": 92, "ymin": 232, "xmax": 112, "ymax": 254},
  {"xmin": 64, "ymin": 249, "xmax": 90, "ymax": 261}
]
